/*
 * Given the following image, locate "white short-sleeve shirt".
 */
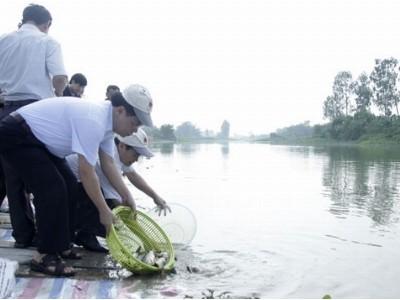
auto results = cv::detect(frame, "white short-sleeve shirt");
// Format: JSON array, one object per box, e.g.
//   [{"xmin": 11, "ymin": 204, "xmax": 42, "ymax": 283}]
[
  {"xmin": 18, "ymin": 97, "xmax": 114, "ymax": 165},
  {"xmin": 66, "ymin": 143, "xmax": 135, "ymax": 201},
  {"xmin": 0, "ymin": 24, "xmax": 67, "ymax": 101}
]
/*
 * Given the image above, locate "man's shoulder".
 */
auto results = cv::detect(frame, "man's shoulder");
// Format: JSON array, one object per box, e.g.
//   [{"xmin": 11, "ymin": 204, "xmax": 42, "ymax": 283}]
[
  {"xmin": 0, "ymin": 29, "xmax": 59, "ymax": 46},
  {"xmin": 0, "ymin": 31, "xmax": 17, "ymax": 43},
  {"xmin": 22, "ymin": 29, "xmax": 61, "ymax": 48},
  {"xmin": 44, "ymin": 34, "xmax": 61, "ymax": 45}
]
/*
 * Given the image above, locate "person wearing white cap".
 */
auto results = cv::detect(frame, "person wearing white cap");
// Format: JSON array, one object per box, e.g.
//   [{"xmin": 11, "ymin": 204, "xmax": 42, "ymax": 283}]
[
  {"xmin": 0, "ymin": 83, "xmax": 153, "ymax": 276},
  {"xmin": 66, "ymin": 128, "xmax": 170, "ymax": 252}
]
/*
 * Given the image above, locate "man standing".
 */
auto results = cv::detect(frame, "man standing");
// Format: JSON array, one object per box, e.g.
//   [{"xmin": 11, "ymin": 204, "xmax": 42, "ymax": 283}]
[
  {"xmin": 0, "ymin": 84, "xmax": 154, "ymax": 276},
  {"xmin": 0, "ymin": 4, "xmax": 67, "ymax": 117},
  {"xmin": 63, "ymin": 73, "xmax": 87, "ymax": 97},
  {"xmin": 0, "ymin": 4, "xmax": 68, "ymax": 248}
]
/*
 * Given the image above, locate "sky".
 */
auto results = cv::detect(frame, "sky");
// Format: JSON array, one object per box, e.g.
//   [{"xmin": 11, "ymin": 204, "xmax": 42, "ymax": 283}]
[{"xmin": 1, "ymin": 0, "xmax": 400, "ymax": 135}]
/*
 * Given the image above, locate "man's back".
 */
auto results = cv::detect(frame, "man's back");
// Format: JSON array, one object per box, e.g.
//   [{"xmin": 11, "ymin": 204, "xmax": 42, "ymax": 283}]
[
  {"xmin": 18, "ymin": 97, "xmax": 114, "ymax": 165},
  {"xmin": 0, "ymin": 24, "xmax": 66, "ymax": 101}
]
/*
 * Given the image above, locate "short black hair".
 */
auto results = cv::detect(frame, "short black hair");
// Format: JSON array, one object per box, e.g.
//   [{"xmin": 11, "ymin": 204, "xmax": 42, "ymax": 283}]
[
  {"xmin": 107, "ymin": 85, "xmax": 120, "ymax": 93},
  {"xmin": 110, "ymin": 92, "xmax": 136, "ymax": 116},
  {"xmin": 22, "ymin": 4, "xmax": 52, "ymax": 26},
  {"xmin": 114, "ymin": 137, "xmax": 135, "ymax": 151},
  {"xmin": 70, "ymin": 73, "xmax": 87, "ymax": 86}
]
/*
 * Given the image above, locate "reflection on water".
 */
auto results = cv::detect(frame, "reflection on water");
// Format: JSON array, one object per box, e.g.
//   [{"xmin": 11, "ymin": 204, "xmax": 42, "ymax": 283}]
[
  {"xmin": 318, "ymin": 146, "xmax": 400, "ymax": 225},
  {"xmin": 151, "ymin": 142, "xmax": 174, "ymax": 155},
  {"xmin": 220, "ymin": 142, "xmax": 229, "ymax": 157},
  {"xmin": 176, "ymin": 143, "xmax": 201, "ymax": 155},
  {"xmin": 160, "ymin": 142, "xmax": 174, "ymax": 155},
  {"xmin": 155, "ymin": 141, "xmax": 230, "ymax": 158},
  {"xmin": 137, "ymin": 142, "xmax": 400, "ymax": 298}
]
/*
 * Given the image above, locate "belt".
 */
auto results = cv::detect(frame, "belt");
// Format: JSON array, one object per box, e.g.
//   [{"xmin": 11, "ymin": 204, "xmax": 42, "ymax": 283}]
[
  {"xmin": 4, "ymin": 99, "xmax": 38, "ymax": 107},
  {"xmin": 10, "ymin": 112, "xmax": 24, "ymax": 122},
  {"xmin": 9, "ymin": 112, "xmax": 31, "ymax": 133}
]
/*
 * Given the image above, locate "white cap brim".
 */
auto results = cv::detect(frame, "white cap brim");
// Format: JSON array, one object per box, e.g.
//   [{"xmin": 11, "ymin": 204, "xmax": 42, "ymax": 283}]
[
  {"xmin": 134, "ymin": 146, "xmax": 154, "ymax": 158},
  {"xmin": 134, "ymin": 107, "xmax": 153, "ymax": 127}
]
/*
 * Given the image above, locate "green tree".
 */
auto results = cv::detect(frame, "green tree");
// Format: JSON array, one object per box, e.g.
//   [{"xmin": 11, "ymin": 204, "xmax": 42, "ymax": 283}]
[
  {"xmin": 275, "ymin": 121, "xmax": 313, "ymax": 139},
  {"xmin": 143, "ymin": 126, "xmax": 161, "ymax": 139},
  {"xmin": 333, "ymin": 71, "xmax": 353, "ymax": 116},
  {"xmin": 350, "ymin": 72, "xmax": 373, "ymax": 113},
  {"xmin": 203, "ymin": 129, "xmax": 215, "ymax": 138},
  {"xmin": 218, "ymin": 120, "xmax": 230, "ymax": 139},
  {"xmin": 175, "ymin": 121, "xmax": 201, "ymax": 140},
  {"xmin": 370, "ymin": 57, "xmax": 399, "ymax": 116},
  {"xmin": 323, "ymin": 95, "xmax": 343, "ymax": 120},
  {"xmin": 159, "ymin": 124, "xmax": 176, "ymax": 141}
]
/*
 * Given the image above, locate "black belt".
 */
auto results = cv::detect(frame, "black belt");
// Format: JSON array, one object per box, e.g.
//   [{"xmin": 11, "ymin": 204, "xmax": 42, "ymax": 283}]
[
  {"xmin": 10, "ymin": 112, "xmax": 24, "ymax": 122},
  {"xmin": 9, "ymin": 112, "xmax": 31, "ymax": 133},
  {"xmin": 4, "ymin": 99, "xmax": 38, "ymax": 107}
]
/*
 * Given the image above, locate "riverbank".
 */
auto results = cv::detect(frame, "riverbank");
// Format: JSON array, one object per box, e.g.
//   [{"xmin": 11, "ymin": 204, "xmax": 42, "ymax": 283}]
[
  {"xmin": 0, "ymin": 212, "xmax": 251, "ymax": 299},
  {"xmin": 260, "ymin": 135, "xmax": 400, "ymax": 148}
]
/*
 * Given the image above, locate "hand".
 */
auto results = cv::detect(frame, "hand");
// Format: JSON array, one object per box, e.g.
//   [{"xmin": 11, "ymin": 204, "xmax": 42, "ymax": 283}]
[
  {"xmin": 153, "ymin": 196, "xmax": 171, "ymax": 216},
  {"xmin": 99, "ymin": 207, "xmax": 116, "ymax": 235},
  {"xmin": 122, "ymin": 194, "xmax": 137, "ymax": 219}
]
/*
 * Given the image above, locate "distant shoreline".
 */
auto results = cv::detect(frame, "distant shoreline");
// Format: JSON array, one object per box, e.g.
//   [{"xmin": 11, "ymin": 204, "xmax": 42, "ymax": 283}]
[
  {"xmin": 149, "ymin": 134, "xmax": 400, "ymax": 148},
  {"xmin": 254, "ymin": 136, "xmax": 400, "ymax": 148}
]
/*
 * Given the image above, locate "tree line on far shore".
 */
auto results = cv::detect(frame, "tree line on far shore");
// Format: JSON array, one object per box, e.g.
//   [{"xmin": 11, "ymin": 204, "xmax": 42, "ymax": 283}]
[
  {"xmin": 145, "ymin": 120, "xmax": 230, "ymax": 142},
  {"xmin": 270, "ymin": 57, "xmax": 400, "ymax": 143}
]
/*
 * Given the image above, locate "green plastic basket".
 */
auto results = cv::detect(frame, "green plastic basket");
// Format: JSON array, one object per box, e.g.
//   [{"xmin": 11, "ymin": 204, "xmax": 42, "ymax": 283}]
[{"xmin": 106, "ymin": 206, "xmax": 175, "ymax": 274}]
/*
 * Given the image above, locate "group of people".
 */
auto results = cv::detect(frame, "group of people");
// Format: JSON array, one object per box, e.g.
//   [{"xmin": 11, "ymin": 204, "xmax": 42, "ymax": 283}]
[{"xmin": 0, "ymin": 4, "xmax": 170, "ymax": 276}]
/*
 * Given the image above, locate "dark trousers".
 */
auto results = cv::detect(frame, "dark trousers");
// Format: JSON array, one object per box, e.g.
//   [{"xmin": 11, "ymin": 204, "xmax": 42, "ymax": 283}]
[
  {"xmin": 0, "ymin": 102, "xmax": 6, "ymax": 207},
  {"xmin": 0, "ymin": 100, "xmax": 37, "ymax": 243},
  {"xmin": 76, "ymin": 183, "xmax": 119, "ymax": 238},
  {"xmin": 0, "ymin": 106, "xmax": 6, "ymax": 208},
  {"xmin": 0, "ymin": 115, "xmax": 77, "ymax": 253},
  {"xmin": 0, "ymin": 162, "xmax": 6, "ymax": 208}
]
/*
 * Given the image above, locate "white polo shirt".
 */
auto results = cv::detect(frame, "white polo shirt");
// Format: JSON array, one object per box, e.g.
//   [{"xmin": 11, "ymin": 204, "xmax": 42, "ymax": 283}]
[
  {"xmin": 0, "ymin": 24, "xmax": 67, "ymax": 101},
  {"xmin": 18, "ymin": 97, "xmax": 114, "ymax": 166},
  {"xmin": 66, "ymin": 144, "xmax": 135, "ymax": 201}
]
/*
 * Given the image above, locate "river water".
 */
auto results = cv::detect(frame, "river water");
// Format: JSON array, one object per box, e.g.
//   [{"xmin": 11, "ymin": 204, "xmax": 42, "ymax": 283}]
[{"xmin": 126, "ymin": 142, "xmax": 400, "ymax": 298}]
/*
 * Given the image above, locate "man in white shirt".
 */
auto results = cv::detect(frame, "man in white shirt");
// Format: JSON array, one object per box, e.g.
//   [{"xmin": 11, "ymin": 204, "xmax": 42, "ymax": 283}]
[
  {"xmin": 0, "ymin": 84, "xmax": 154, "ymax": 277},
  {"xmin": 67, "ymin": 129, "xmax": 170, "ymax": 252},
  {"xmin": 0, "ymin": 4, "xmax": 67, "ymax": 115},
  {"xmin": 0, "ymin": 4, "xmax": 68, "ymax": 249}
]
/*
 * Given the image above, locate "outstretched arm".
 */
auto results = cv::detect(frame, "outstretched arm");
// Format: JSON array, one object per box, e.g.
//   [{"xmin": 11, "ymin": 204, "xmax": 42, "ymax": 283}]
[{"xmin": 125, "ymin": 170, "xmax": 170, "ymax": 216}]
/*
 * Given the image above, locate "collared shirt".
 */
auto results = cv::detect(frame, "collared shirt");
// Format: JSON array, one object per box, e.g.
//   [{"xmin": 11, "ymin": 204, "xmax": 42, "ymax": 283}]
[
  {"xmin": 0, "ymin": 24, "xmax": 67, "ymax": 101},
  {"xmin": 18, "ymin": 97, "xmax": 114, "ymax": 166},
  {"xmin": 66, "ymin": 144, "xmax": 135, "ymax": 201}
]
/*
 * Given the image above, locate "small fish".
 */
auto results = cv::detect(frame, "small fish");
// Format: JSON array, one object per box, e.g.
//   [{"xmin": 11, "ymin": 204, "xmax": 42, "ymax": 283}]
[
  {"xmin": 143, "ymin": 250, "xmax": 156, "ymax": 265},
  {"xmin": 155, "ymin": 257, "xmax": 167, "ymax": 269},
  {"xmin": 157, "ymin": 252, "xmax": 169, "ymax": 259}
]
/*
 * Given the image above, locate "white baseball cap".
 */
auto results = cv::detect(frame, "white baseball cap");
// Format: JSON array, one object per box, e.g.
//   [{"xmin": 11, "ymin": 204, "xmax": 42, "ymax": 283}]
[
  {"xmin": 117, "ymin": 128, "xmax": 154, "ymax": 158},
  {"xmin": 122, "ymin": 84, "xmax": 153, "ymax": 127}
]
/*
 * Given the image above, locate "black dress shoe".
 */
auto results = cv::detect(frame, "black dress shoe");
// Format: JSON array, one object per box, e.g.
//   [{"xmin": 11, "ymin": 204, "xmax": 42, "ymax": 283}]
[
  {"xmin": 14, "ymin": 241, "xmax": 31, "ymax": 248},
  {"xmin": 75, "ymin": 231, "xmax": 108, "ymax": 253},
  {"xmin": 14, "ymin": 235, "xmax": 38, "ymax": 249}
]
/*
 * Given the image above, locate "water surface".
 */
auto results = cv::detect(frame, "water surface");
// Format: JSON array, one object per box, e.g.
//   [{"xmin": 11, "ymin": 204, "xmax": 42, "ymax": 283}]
[{"xmin": 127, "ymin": 142, "xmax": 400, "ymax": 298}]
